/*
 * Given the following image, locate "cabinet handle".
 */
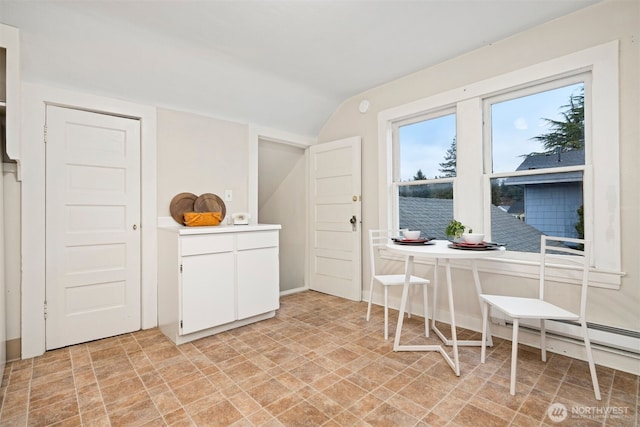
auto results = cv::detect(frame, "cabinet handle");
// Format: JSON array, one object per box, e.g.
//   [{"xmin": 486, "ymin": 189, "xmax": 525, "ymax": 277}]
[{"xmin": 133, "ymin": 224, "xmax": 137, "ymax": 230}]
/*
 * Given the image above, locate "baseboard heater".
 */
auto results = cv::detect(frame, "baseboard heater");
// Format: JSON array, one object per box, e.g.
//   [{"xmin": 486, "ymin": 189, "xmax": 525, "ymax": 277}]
[{"xmin": 493, "ymin": 317, "xmax": 640, "ymax": 357}]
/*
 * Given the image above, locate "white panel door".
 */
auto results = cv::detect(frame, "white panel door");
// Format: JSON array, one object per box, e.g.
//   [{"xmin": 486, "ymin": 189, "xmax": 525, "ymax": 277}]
[
  {"xmin": 309, "ymin": 137, "xmax": 362, "ymax": 301},
  {"xmin": 45, "ymin": 106, "xmax": 141, "ymax": 350}
]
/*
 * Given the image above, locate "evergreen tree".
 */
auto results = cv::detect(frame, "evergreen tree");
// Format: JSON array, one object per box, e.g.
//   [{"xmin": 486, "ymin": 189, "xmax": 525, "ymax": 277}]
[
  {"xmin": 439, "ymin": 137, "xmax": 457, "ymax": 177},
  {"xmin": 532, "ymin": 89, "xmax": 584, "ymax": 153},
  {"xmin": 413, "ymin": 169, "xmax": 427, "ymax": 180}
]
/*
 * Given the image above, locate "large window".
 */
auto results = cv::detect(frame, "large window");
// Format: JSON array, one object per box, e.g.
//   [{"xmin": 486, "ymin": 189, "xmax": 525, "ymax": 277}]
[
  {"xmin": 486, "ymin": 79, "xmax": 586, "ymax": 252},
  {"xmin": 379, "ymin": 42, "xmax": 621, "ymax": 286},
  {"xmin": 395, "ymin": 112, "xmax": 456, "ymax": 239}
]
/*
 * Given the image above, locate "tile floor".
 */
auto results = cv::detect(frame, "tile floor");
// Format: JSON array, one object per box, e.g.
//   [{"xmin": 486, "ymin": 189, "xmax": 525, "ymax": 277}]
[{"xmin": 0, "ymin": 291, "xmax": 637, "ymax": 426}]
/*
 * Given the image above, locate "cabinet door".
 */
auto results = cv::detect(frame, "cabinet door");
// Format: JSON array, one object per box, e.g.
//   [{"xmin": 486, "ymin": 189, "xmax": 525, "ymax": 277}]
[
  {"xmin": 181, "ymin": 252, "xmax": 235, "ymax": 334},
  {"xmin": 237, "ymin": 247, "xmax": 279, "ymax": 319}
]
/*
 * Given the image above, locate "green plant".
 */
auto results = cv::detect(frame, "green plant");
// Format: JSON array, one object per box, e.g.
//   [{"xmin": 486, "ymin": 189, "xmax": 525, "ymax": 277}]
[{"xmin": 445, "ymin": 219, "xmax": 471, "ymax": 239}]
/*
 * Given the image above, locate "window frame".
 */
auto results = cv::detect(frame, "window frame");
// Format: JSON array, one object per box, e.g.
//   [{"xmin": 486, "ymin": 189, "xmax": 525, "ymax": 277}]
[
  {"xmin": 377, "ymin": 41, "xmax": 622, "ymax": 288},
  {"xmin": 393, "ymin": 108, "xmax": 457, "ymax": 233},
  {"xmin": 482, "ymin": 74, "xmax": 589, "ymax": 251}
]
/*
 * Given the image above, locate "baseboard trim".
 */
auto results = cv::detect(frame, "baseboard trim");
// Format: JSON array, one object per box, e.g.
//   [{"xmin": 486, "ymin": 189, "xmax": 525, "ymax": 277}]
[
  {"xmin": 280, "ymin": 286, "xmax": 309, "ymax": 297},
  {"xmin": 7, "ymin": 338, "xmax": 21, "ymax": 362}
]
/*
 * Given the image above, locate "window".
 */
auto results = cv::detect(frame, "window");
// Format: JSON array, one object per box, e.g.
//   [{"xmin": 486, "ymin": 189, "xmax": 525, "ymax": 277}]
[
  {"xmin": 395, "ymin": 112, "xmax": 456, "ymax": 239},
  {"xmin": 378, "ymin": 42, "xmax": 621, "ymax": 287},
  {"xmin": 486, "ymin": 79, "xmax": 587, "ymax": 253}
]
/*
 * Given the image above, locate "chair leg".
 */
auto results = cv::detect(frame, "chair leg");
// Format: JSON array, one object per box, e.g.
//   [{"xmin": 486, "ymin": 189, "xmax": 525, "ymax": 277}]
[
  {"xmin": 480, "ymin": 301, "xmax": 488, "ymax": 363},
  {"xmin": 384, "ymin": 286, "xmax": 389, "ymax": 340},
  {"xmin": 423, "ymin": 283, "xmax": 429, "ymax": 338},
  {"xmin": 384, "ymin": 287, "xmax": 389, "ymax": 340},
  {"xmin": 581, "ymin": 321, "xmax": 602, "ymax": 400},
  {"xmin": 540, "ymin": 319, "xmax": 547, "ymax": 362},
  {"xmin": 510, "ymin": 319, "xmax": 519, "ymax": 396},
  {"xmin": 366, "ymin": 278, "xmax": 375, "ymax": 322},
  {"xmin": 407, "ymin": 285, "xmax": 412, "ymax": 319}
]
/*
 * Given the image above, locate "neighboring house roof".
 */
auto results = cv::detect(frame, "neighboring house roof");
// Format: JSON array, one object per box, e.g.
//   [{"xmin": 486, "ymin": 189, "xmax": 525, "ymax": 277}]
[
  {"xmin": 399, "ymin": 196, "xmax": 543, "ymax": 252},
  {"xmin": 399, "ymin": 197, "xmax": 452, "ymax": 240},
  {"xmin": 504, "ymin": 149, "xmax": 584, "ymax": 186}
]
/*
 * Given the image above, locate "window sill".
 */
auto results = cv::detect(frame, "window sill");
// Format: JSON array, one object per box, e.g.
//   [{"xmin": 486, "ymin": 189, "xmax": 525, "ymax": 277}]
[{"xmin": 380, "ymin": 249, "xmax": 623, "ymax": 290}]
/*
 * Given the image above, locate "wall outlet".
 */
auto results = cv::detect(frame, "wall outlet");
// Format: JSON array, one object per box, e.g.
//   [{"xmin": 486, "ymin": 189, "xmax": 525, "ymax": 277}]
[{"xmin": 224, "ymin": 189, "xmax": 233, "ymax": 201}]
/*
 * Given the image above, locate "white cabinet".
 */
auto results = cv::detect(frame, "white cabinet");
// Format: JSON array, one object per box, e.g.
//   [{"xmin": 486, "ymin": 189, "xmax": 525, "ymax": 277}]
[
  {"xmin": 158, "ymin": 225, "xmax": 281, "ymax": 344},
  {"xmin": 181, "ymin": 251, "xmax": 235, "ymax": 334}
]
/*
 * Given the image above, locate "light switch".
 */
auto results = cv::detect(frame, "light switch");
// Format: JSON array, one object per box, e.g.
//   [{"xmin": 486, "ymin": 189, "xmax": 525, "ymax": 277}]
[{"xmin": 225, "ymin": 189, "xmax": 233, "ymax": 201}]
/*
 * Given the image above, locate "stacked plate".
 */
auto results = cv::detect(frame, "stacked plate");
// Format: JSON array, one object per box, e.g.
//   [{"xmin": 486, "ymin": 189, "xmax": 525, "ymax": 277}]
[
  {"xmin": 391, "ymin": 237, "xmax": 435, "ymax": 246},
  {"xmin": 448, "ymin": 241, "xmax": 501, "ymax": 251}
]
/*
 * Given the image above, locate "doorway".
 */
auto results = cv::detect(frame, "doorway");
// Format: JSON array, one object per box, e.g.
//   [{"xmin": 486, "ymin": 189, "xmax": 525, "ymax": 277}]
[
  {"xmin": 258, "ymin": 139, "xmax": 306, "ymax": 294},
  {"xmin": 20, "ymin": 84, "xmax": 157, "ymax": 359}
]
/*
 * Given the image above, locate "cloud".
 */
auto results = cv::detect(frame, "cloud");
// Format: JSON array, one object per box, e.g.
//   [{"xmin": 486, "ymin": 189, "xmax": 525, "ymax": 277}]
[{"xmin": 514, "ymin": 117, "xmax": 528, "ymax": 130}]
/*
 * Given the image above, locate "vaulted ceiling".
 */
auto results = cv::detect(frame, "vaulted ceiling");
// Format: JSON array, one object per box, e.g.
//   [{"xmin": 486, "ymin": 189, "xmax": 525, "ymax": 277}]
[{"xmin": 2, "ymin": 0, "xmax": 600, "ymax": 137}]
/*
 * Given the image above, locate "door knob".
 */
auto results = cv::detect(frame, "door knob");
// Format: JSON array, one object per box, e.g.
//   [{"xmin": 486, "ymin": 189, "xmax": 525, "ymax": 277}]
[
  {"xmin": 133, "ymin": 224, "xmax": 137, "ymax": 230},
  {"xmin": 349, "ymin": 215, "xmax": 357, "ymax": 231}
]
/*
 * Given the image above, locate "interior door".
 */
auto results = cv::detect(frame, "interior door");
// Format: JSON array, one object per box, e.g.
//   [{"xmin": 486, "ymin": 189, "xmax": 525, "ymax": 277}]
[
  {"xmin": 309, "ymin": 136, "xmax": 362, "ymax": 301},
  {"xmin": 45, "ymin": 105, "xmax": 141, "ymax": 350}
]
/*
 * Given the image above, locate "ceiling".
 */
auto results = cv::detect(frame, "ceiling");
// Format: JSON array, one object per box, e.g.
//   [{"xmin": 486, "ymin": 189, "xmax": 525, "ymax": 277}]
[{"xmin": 2, "ymin": 0, "xmax": 600, "ymax": 137}]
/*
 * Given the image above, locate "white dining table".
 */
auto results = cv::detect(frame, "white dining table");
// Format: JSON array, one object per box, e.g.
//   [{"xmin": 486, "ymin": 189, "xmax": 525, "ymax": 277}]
[{"xmin": 386, "ymin": 239, "xmax": 505, "ymax": 375}]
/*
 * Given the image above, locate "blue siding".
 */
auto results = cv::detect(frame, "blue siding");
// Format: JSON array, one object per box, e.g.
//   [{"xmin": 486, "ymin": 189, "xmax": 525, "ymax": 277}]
[{"xmin": 524, "ymin": 183, "xmax": 582, "ymax": 238}]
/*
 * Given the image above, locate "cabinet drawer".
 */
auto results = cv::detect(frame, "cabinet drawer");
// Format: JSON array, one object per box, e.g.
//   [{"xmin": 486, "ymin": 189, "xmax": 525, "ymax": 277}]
[
  {"xmin": 181, "ymin": 234, "xmax": 234, "ymax": 256},
  {"xmin": 237, "ymin": 231, "xmax": 279, "ymax": 250}
]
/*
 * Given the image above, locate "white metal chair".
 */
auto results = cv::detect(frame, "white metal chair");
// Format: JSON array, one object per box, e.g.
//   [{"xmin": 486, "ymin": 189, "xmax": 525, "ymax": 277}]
[
  {"xmin": 366, "ymin": 229, "xmax": 431, "ymax": 340},
  {"xmin": 480, "ymin": 235, "xmax": 600, "ymax": 400}
]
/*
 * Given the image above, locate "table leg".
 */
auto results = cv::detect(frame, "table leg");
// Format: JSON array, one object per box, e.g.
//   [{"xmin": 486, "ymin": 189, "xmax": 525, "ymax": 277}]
[
  {"xmin": 445, "ymin": 259, "xmax": 460, "ymax": 376},
  {"xmin": 431, "ymin": 258, "xmax": 439, "ymax": 333},
  {"xmin": 394, "ymin": 255, "xmax": 459, "ymax": 376},
  {"xmin": 432, "ymin": 259, "xmax": 494, "ymax": 348}
]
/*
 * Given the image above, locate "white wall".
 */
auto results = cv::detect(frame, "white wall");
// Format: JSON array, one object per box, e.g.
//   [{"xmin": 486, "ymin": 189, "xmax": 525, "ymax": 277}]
[
  {"xmin": 318, "ymin": 1, "xmax": 639, "ymax": 343},
  {"xmin": 156, "ymin": 108, "xmax": 249, "ymax": 221}
]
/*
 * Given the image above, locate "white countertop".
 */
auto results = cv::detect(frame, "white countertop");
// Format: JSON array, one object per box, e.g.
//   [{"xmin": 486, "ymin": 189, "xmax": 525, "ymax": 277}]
[
  {"xmin": 159, "ymin": 223, "xmax": 281, "ymax": 235},
  {"xmin": 386, "ymin": 239, "xmax": 505, "ymax": 259}
]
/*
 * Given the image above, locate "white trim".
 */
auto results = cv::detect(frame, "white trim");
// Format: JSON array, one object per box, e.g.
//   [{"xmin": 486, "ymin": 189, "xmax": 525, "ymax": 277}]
[
  {"xmin": 248, "ymin": 125, "xmax": 315, "ymax": 223},
  {"xmin": 377, "ymin": 41, "xmax": 622, "ymax": 286},
  {"xmin": 21, "ymin": 83, "xmax": 157, "ymax": 358},
  {"xmin": 279, "ymin": 286, "xmax": 309, "ymax": 297}
]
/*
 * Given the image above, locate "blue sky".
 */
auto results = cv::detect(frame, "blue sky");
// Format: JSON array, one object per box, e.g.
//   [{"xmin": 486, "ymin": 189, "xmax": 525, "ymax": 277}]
[{"xmin": 399, "ymin": 83, "xmax": 583, "ymax": 181}]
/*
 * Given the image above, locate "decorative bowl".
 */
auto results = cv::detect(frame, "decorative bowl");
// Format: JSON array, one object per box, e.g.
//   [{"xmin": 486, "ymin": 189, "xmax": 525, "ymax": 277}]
[
  {"xmin": 402, "ymin": 230, "xmax": 421, "ymax": 240},
  {"xmin": 461, "ymin": 233, "xmax": 485, "ymax": 244}
]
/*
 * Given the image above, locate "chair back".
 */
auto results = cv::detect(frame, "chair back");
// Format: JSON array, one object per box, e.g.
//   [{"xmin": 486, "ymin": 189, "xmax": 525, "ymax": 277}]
[
  {"xmin": 369, "ymin": 229, "xmax": 406, "ymax": 277},
  {"xmin": 539, "ymin": 235, "xmax": 592, "ymax": 322}
]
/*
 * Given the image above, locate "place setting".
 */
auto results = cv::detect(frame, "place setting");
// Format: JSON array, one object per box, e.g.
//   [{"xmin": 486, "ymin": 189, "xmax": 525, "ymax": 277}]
[
  {"xmin": 445, "ymin": 220, "xmax": 504, "ymax": 251},
  {"xmin": 447, "ymin": 232, "xmax": 505, "ymax": 251},
  {"xmin": 391, "ymin": 230, "xmax": 435, "ymax": 245}
]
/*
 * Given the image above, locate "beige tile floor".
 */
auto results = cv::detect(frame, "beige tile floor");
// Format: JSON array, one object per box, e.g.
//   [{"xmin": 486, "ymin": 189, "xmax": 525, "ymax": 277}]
[{"xmin": 0, "ymin": 291, "xmax": 637, "ymax": 426}]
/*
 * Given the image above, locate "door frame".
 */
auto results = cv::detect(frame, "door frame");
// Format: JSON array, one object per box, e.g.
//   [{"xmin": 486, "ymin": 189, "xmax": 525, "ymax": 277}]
[
  {"xmin": 248, "ymin": 126, "xmax": 315, "ymax": 296},
  {"xmin": 21, "ymin": 83, "xmax": 157, "ymax": 358}
]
